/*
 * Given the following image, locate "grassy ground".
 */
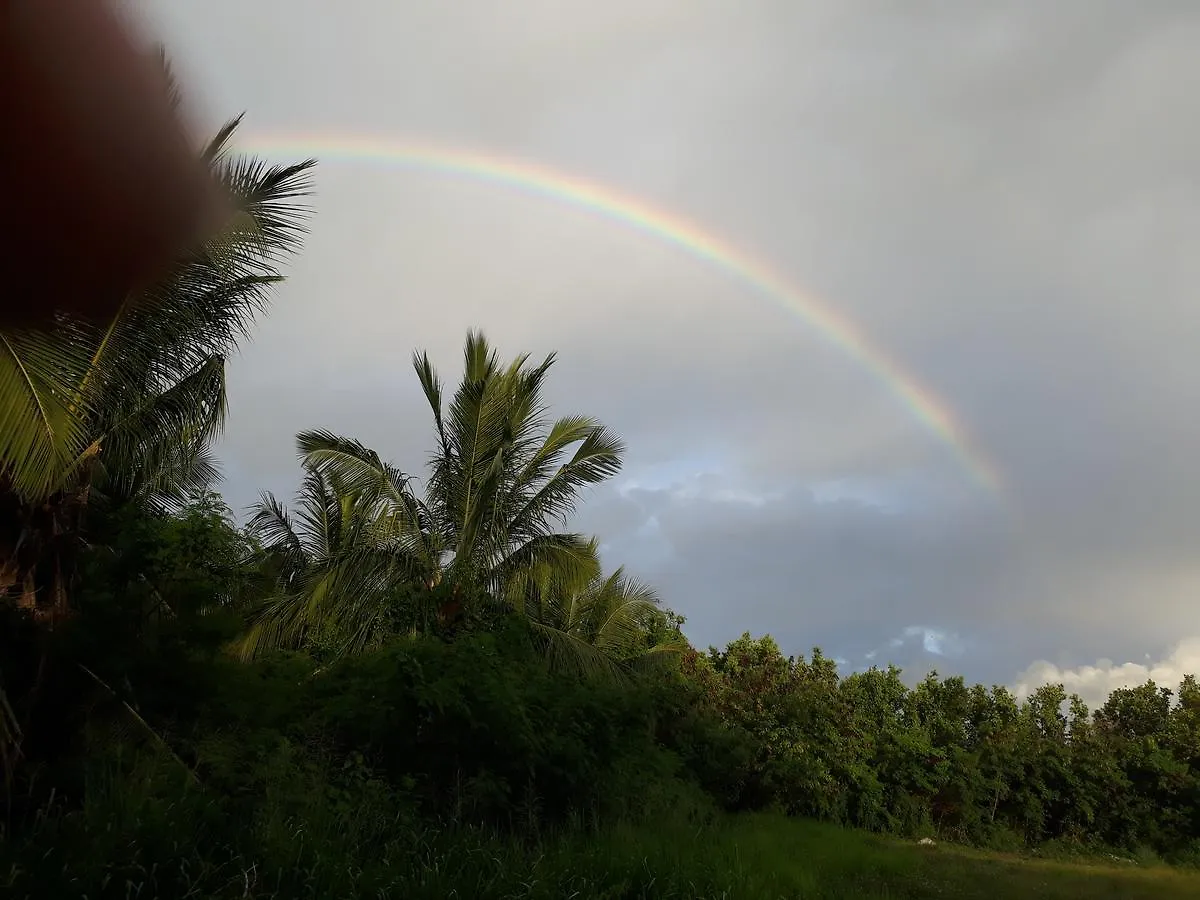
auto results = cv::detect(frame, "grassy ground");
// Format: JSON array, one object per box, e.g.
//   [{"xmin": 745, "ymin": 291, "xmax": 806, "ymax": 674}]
[
  {"xmin": 316, "ymin": 813, "xmax": 1200, "ymax": 899},
  {"xmin": 6, "ymin": 780, "xmax": 1198, "ymax": 898},
  {"xmin": 551, "ymin": 814, "xmax": 1200, "ymax": 899}
]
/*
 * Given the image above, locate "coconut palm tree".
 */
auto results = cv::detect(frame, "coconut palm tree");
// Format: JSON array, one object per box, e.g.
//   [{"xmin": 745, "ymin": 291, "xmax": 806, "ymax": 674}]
[
  {"xmin": 523, "ymin": 556, "xmax": 687, "ymax": 677},
  {"xmin": 237, "ymin": 456, "xmax": 437, "ymax": 660},
  {"xmin": 238, "ymin": 330, "xmax": 629, "ymax": 666},
  {"xmin": 329, "ymin": 330, "xmax": 622, "ymax": 593},
  {"xmin": 0, "ymin": 115, "xmax": 314, "ymax": 623},
  {"xmin": 0, "ymin": 57, "xmax": 313, "ymax": 798},
  {"xmin": 241, "ymin": 478, "xmax": 683, "ymax": 675}
]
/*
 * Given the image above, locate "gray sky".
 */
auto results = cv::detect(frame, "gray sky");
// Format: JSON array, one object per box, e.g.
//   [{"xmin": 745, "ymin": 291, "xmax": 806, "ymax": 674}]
[{"xmin": 131, "ymin": 1, "xmax": 1200, "ymax": 708}]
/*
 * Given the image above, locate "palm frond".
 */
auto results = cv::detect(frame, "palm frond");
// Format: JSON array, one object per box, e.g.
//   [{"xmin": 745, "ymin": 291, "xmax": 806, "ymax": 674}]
[
  {"xmin": 151, "ymin": 45, "xmax": 186, "ymax": 114},
  {"xmin": 504, "ymin": 422, "xmax": 625, "ymax": 540},
  {"xmin": 297, "ymin": 429, "xmax": 414, "ymax": 504},
  {"xmin": 95, "ymin": 354, "xmax": 227, "ymax": 502},
  {"xmin": 589, "ymin": 572, "xmax": 666, "ymax": 658},
  {"xmin": 212, "ymin": 154, "xmax": 315, "ymax": 263},
  {"xmin": 248, "ymin": 491, "xmax": 303, "ymax": 554},
  {"xmin": 126, "ymin": 428, "xmax": 223, "ymax": 513},
  {"xmin": 298, "ymin": 430, "xmax": 441, "ymax": 572},
  {"xmin": 412, "ymin": 350, "xmax": 448, "ymax": 455},
  {"xmin": 527, "ymin": 619, "xmax": 627, "ymax": 680},
  {"xmin": 525, "ymin": 563, "xmax": 681, "ymax": 674},
  {"xmin": 143, "ymin": 442, "xmax": 222, "ymax": 514},
  {"xmin": 236, "ymin": 543, "xmax": 403, "ymax": 661},
  {"xmin": 0, "ymin": 329, "xmax": 93, "ymax": 502},
  {"xmin": 240, "ymin": 457, "xmax": 433, "ymax": 661},
  {"xmin": 492, "ymin": 532, "xmax": 599, "ymax": 602},
  {"xmin": 202, "ymin": 115, "xmax": 245, "ymax": 165}
]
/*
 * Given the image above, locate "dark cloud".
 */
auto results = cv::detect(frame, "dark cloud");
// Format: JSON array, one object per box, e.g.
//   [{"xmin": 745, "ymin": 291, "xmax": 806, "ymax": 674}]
[
  {"xmin": 572, "ymin": 475, "xmax": 1028, "ymax": 683},
  {"xmin": 132, "ymin": 1, "xmax": 1200, "ymax": 692}
]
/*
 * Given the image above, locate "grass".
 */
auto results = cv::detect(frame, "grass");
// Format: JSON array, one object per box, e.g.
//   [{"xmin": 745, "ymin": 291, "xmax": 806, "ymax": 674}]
[
  {"xmin": 3, "ymin": 754, "xmax": 1196, "ymax": 898},
  {"xmin": 7, "ymin": 799, "xmax": 1198, "ymax": 898},
  {"xmin": 556, "ymin": 814, "xmax": 1200, "ymax": 899}
]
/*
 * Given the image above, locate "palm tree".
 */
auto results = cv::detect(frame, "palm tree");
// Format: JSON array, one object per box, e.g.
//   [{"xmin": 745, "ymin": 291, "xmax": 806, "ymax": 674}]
[
  {"xmin": 332, "ymin": 330, "xmax": 623, "ymax": 595},
  {"xmin": 523, "ymin": 556, "xmax": 687, "ymax": 677},
  {"xmin": 238, "ymin": 458, "xmax": 436, "ymax": 660},
  {"xmin": 0, "ymin": 57, "xmax": 313, "ymax": 799},
  {"xmin": 238, "ymin": 330, "xmax": 628, "ymax": 665},
  {"xmin": 0, "ymin": 114, "xmax": 314, "ymax": 623}
]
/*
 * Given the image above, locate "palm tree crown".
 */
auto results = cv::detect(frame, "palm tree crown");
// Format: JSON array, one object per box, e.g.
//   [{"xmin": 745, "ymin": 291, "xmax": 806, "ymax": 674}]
[
  {"xmin": 0, "ymin": 111, "xmax": 314, "ymax": 617},
  {"xmin": 241, "ymin": 330, "xmax": 673, "ymax": 674}
]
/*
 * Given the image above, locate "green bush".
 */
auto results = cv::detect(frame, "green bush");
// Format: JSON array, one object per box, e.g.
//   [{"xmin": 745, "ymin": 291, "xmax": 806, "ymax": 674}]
[{"xmin": 306, "ymin": 622, "xmax": 708, "ymax": 827}]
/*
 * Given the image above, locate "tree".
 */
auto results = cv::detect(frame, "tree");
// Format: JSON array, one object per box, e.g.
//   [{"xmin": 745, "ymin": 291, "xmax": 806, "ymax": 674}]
[
  {"xmin": 523, "ymin": 557, "xmax": 685, "ymax": 676},
  {"xmin": 0, "ymin": 71, "xmax": 312, "ymax": 788},
  {"xmin": 238, "ymin": 459, "xmax": 435, "ymax": 660},
  {"xmin": 0, "ymin": 112, "xmax": 313, "ymax": 623},
  {"xmin": 377, "ymin": 329, "xmax": 624, "ymax": 603},
  {"xmin": 240, "ymin": 330, "xmax": 628, "ymax": 665}
]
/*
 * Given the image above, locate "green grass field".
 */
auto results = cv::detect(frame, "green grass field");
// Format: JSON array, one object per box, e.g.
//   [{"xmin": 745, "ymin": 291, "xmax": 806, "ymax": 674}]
[
  {"xmin": 9, "ymin": 786, "xmax": 1199, "ymax": 899},
  {"xmin": 508, "ymin": 814, "xmax": 1200, "ymax": 900}
]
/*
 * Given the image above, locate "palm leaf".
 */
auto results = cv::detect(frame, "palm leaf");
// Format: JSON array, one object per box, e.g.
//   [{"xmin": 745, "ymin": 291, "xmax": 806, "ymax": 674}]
[
  {"xmin": 527, "ymin": 619, "xmax": 627, "ymax": 680},
  {"xmin": 505, "ymin": 421, "xmax": 625, "ymax": 538},
  {"xmin": 525, "ymin": 563, "xmax": 682, "ymax": 674},
  {"xmin": 492, "ymin": 532, "xmax": 599, "ymax": 604},
  {"xmin": 0, "ymin": 329, "xmax": 93, "ymax": 501},
  {"xmin": 239, "ymin": 460, "xmax": 431, "ymax": 661},
  {"xmin": 96, "ymin": 354, "xmax": 228, "ymax": 503},
  {"xmin": 588, "ymin": 571, "xmax": 667, "ymax": 658},
  {"xmin": 236, "ymin": 543, "xmax": 402, "ymax": 660},
  {"xmin": 412, "ymin": 350, "xmax": 448, "ymax": 455},
  {"xmin": 297, "ymin": 429, "xmax": 414, "ymax": 505}
]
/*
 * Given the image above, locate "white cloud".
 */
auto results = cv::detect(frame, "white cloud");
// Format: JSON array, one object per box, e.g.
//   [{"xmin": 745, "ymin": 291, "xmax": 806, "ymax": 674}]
[
  {"xmin": 1013, "ymin": 637, "xmax": 1200, "ymax": 711},
  {"xmin": 886, "ymin": 625, "xmax": 966, "ymax": 659}
]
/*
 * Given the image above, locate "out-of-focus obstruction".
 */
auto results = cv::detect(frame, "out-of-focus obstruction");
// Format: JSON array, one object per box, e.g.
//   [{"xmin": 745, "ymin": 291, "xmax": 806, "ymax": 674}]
[{"xmin": 0, "ymin": 0, "xmax": 225, "ymax": 327}]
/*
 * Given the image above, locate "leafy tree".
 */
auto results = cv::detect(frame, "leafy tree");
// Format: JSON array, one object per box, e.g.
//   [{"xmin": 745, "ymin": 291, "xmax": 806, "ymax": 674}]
[
  {"xmin": 523, "ymin": 558, "xmax": 685, "ymax": 676},
  {"xmin": 0, "ymin": 492, "xmax": 258, "ymax": 815},
  {"xmin": 240, "ymin": 330, "xmax": 630, "ymax": 671},
  {"xmin": 0, "ymin": 115, "xmax": 312, "ymax": 622},
  {"xmin": 238, "ymin": 459, "xmax": 436, "ymax": 659},
  {"xmin": 0, "ymin": 72, "xmax": 312, "ymax": 790}
]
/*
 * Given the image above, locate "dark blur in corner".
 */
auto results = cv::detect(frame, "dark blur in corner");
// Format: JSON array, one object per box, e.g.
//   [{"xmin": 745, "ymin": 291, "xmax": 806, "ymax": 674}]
[{"xmin": 0, "ymin": 0, "xmax": 226, "ymax": 328}]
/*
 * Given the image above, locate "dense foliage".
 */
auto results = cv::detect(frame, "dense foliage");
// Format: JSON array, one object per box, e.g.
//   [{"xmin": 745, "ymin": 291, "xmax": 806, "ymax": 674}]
[
  {"xmin": 4, "ymin": 475, "xmax": 1200, "ymax": 888},
  {"xmin": 1, "ymin": 77, "xmax": 1197, "ymax": 898}
]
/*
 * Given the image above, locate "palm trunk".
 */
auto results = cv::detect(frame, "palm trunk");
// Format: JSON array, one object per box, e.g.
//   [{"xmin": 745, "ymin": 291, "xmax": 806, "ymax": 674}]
[
  {"xmin": 1, "ymin": 681, "xmax": 21, "ymax": 810},
  {"xmin": 0, "ymin": 470, "xmax": 93, "ymax": 626},
  {"xmin": 437, "ymin": 582, "xmax": 463, "ymax": 627},
  {"xmin": 0, "ymin": 466, "xmax": 95, "ymax": 809}
]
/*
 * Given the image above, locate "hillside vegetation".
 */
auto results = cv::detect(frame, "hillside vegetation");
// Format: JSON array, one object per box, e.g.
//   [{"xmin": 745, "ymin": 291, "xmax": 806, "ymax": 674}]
[{"xmin": 2, "ymin": 87, "xmax": 1199, "ymax": 898}]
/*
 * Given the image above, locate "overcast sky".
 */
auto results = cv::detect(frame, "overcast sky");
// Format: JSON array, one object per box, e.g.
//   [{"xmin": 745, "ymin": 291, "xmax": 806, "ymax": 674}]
[{"xmin": 129, "ymin": 1, "xmax": 1200, "ymax": 709}]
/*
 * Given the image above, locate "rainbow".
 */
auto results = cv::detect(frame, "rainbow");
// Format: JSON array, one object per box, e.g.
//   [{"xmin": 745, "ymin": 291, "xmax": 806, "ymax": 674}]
[{"xmin": 241, "ymin": 132, "xmax": 1002, "ymax": 493}]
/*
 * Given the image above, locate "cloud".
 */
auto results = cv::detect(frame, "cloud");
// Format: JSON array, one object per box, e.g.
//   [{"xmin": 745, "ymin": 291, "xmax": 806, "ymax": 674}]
[
  {"xmin": 572, "ymin": 467, "xmax": 1030, "ymax": 684},
  {"xmin": 1014, "ymin": 638, "xmax": 1200, "ymax": 712},
  {"xmin": 888, "ymin": 627, "xmax": 968, "ymax": 660}
]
